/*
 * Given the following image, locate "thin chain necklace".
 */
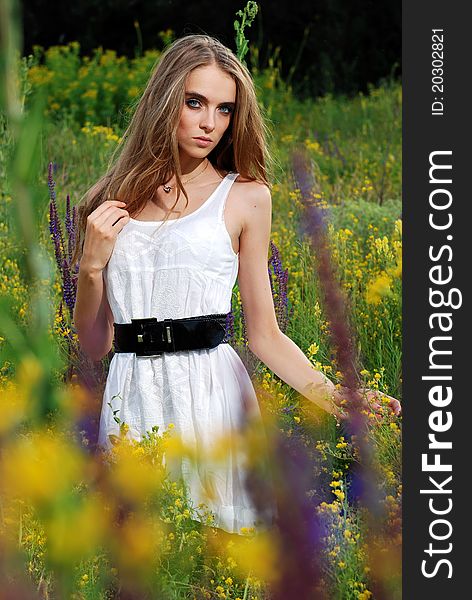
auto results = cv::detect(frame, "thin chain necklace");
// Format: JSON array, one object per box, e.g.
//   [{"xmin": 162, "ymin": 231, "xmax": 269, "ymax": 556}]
[{"xmin": 162, "ymin": 159, "xmax": 209, "ymax": 193}]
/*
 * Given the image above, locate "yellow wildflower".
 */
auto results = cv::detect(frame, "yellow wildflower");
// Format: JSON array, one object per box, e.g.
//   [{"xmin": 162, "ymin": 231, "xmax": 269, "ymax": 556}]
[{"xmin": 366, "ymin": 272, "xmax": 392, "ymax": 305}]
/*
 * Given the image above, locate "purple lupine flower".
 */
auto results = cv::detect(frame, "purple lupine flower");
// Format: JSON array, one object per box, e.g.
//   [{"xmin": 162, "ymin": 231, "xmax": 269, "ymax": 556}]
[
  {"xmin": 62, "ymin": 257, "xmax": 75, "ymax": 314},
  {"xmin": 244, "ymin": 423, "xmax": 325, "ymax": 599},
  {"xmin": 65, "ymin": 193, "xmax": 71, "ymax": 233},
  {"xmin": 268, "ymin": 240, "xmax": 292, "ymax": 333},
  {"xmin": 48, "ymin": 200, "xmax": 64, "ymax": 272},
  {"xmin": 269, "ymin": 240, "xmax": 282, "ymax": 274},
  {"xmin": 281, "ymin": 403, "xmax": 298, "ymax": 414},
  {"xmin": 216, "ymin": 199, "xmax": 326, "ymax": 596},
  {"xmin": 71, "ymin": 204, "xmax": 77, "ymax": 228},
  {"xmin": 224, "ymin": 309, "xmax": 235, "ymax": 343},
  {"xmin": 48, "ymin": 162, "xmax": 66, "ymax": 271},
  {"xmin": 267, "ymin": 263, "xmax": 275, "ymax": 297},
  {"xmin": 240, "ymin": 297, "xmax": 248, "ymax": 346},
  {"xmin": 70, "ymin": 204, "xmax": 79, "ymax": 285},
  {"xmin": 235, "ymin": 366, "xmax": 326, "ymax": 597},
  {"xmin": 47, "ymin": 161, "xmax": 79, "ymax": 317},
  {"xmin": 239, "ymin": 239, "xmax": 292, "ymax": 344},
  {"xmin": 65, "ymin": 194, "xmax": 74, "ymax": 262},
  {"xmin": 291, "ymin": 147, "xmax": 391, "ymax": 598}
]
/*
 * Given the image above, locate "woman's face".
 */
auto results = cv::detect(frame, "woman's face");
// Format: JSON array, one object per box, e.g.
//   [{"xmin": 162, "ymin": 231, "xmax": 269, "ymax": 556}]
[{"xmin": 177, "ymin": 64, "xmax": 236, "ymax": 162}]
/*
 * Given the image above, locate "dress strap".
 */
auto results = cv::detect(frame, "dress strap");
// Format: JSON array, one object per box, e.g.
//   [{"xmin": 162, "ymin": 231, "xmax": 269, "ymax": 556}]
[{"xmin": 216, "ymin": 172, "xmax": 239, "ymax": 224}]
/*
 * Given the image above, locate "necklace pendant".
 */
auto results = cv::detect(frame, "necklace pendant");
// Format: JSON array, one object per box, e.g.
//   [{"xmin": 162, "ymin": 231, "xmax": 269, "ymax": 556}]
[{"xmin": 163, "ymin": 184, "xmax": 172, "ymax": 193}]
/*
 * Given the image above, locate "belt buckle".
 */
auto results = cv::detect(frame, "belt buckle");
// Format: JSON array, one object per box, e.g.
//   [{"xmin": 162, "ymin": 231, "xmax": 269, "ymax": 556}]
[
  {"xmin": 162, "ymin": 318, "xmax": 175, "ymax": 352},
  {"xmin": 131, "ymin": 317, "xmax": 163, "ymax": 357}
]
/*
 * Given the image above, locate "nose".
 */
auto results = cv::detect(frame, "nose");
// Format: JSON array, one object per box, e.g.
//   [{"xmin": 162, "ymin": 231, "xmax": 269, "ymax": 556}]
[{"xmin": 200, "ymin": 108, "xmax": 216, "ymax": 132}]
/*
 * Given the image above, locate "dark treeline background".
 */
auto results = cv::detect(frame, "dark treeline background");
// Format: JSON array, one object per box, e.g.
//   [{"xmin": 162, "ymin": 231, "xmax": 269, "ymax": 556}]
[{"xmin": 21, "ymin": 0, "xmax": 400, "ymax": 100}]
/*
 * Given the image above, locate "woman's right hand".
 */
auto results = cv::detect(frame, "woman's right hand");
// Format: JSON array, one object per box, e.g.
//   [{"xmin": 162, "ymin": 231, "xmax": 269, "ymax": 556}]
[{"xmin": 80, "ymin": 200, "xmax": 130, "ymax": 273}]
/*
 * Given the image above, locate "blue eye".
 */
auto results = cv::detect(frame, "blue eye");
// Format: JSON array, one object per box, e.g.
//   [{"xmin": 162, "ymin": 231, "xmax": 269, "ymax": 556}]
[
  {"xmin": 186, "ymin": 99, "xmax": 201, "ymax": 108},
  {"xmin": 185, "ymin": 99, "xmax": 233, "ymax": 115}
]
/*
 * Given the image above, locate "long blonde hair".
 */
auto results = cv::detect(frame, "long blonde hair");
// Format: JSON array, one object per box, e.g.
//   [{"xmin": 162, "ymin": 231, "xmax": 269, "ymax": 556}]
[{"xmin": 71, "ymin": 33, "xmax": 274, "ymax": 270}]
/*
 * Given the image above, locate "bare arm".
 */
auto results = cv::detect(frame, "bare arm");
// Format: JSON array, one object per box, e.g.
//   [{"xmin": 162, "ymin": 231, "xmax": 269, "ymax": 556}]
[
  {"xmin": 73, "ymin": 265, "xmax": 114, "ymax": 362},
  {"xmin": 237, "ymin": 184, "xmax": 338, "ymax": 414},
  {"xmin": 237, "ymin": 184, "xmax": 401, "ymax": 418}
]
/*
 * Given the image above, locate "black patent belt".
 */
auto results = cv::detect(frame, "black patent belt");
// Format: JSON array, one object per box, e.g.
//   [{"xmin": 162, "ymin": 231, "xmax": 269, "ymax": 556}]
[{"xmin": 113, "ymin": 313, "xmax": 231, "ymax": 357}]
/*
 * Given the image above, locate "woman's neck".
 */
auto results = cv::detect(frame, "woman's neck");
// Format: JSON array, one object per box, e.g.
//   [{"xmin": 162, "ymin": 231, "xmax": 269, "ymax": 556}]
[{"xmin": 179, "ymin": 156, "xmax": 208, "ymax": 176}]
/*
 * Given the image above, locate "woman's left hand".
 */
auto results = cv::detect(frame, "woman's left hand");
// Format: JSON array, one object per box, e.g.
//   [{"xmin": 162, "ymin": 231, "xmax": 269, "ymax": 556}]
[
  {"xmin": 332, "ymin": 386, "xmax": 401, "ymax": 419},
  {"xmin": 357, "ymin": 387, "xmax": 402, "ymax": 417}
]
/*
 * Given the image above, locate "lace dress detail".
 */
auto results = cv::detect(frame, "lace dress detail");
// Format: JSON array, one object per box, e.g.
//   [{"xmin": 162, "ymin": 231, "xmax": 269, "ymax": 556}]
[{"xmin": 98, "ymin": 172, "xmax": 277, "ymax": 534}]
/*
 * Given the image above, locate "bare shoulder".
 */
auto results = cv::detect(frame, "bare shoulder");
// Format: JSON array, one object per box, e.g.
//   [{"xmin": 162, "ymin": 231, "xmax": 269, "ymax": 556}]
[
  {"xmin": 233, "ymin": 174, "xmax": 271, "ymax": 197},
  {"xmin": 232, "ymin": 175, "xmax": 272, "ymax": 229}
]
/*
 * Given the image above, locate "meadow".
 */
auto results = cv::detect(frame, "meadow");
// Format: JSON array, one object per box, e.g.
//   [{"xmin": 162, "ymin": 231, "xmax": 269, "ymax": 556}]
[{"xmin": 0, "ymin": 22, "xmax": 401, "ymax": 600}]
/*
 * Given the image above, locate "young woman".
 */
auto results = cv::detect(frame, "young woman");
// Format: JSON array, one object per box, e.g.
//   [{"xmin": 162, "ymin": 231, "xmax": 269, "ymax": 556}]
[{"xmin": 72, "ymin": 34, "xmax": 400, "ymax": 536}]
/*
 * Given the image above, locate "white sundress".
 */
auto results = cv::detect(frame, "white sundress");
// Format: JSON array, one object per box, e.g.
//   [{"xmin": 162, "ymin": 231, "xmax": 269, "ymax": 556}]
[{"xmin": 98, "ymin": 171, "xmax": 277, "ymax": 534}]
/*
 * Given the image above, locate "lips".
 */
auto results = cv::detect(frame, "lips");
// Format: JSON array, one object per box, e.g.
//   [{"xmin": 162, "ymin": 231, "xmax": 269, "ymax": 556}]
[{"xmin": 193, "ymin": 136, "xmax": 212, "ymax": 142}]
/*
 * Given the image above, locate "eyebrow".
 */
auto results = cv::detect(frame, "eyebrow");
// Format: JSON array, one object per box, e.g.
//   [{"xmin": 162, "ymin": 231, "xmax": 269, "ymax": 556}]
[{"xmin": 185, "ymin": 91, "xmax": 235, "ymax": 106}]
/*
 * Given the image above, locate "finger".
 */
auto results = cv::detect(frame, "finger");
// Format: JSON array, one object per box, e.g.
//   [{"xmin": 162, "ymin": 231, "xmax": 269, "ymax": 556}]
[
  {"xmin": 109, "ymin": 208, "xmax": 130, "ymax": 229},
  {"xmin": 94, "ymin": 207, "xmax": 129, "ymax": 230},
  {"xmin": 380, "ymin": 392, "xmax": 398, "ymax": 403},
  {"xmin": 89, "ymin": 200, "xmax": 127, "ymax": 223},
  {"xmin": 390, "ymin": 400, "xmax": 402, "ymax": 416}
]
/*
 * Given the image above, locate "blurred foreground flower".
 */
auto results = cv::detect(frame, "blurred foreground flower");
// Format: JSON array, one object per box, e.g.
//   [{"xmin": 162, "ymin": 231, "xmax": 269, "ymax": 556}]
[{"xmin": 0, "ymin": 430, "xmax": 85, "ymax": 506}]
